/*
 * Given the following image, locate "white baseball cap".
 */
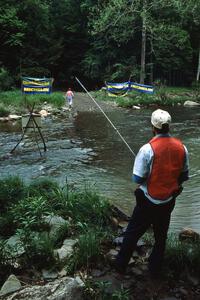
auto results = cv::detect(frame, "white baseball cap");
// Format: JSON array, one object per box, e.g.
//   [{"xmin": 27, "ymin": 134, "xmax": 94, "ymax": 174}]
[{"xmin": 151, "ymin": 109, "xmax": 171, "ymax": 129}]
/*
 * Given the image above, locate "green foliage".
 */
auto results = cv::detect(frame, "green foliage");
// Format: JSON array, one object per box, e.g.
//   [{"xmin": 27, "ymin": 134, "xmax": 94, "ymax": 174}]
[
  {"xmin": 65, "ymin": 185, "xmax": 111, "ymax": 226},
  {"xmin": 154, "ymin": 81, "xmax": 169, "ymax": 104},
  {"xmin": 67, "ymin": 227, "xmax": 106, "ymax": 272},
  {"xmin": 0, "ymin": 213, "xmax": 16, "ymax": 237},
  {"xmin": 0, "ymin": 90, "xmax": 65, "ymax": 112},
  {"xmin": 0, "ymin": 240, "xmax": 14, "ymax": 284},
  {"xmin": 27, "ymin": 178, "xmax": 59, "ymax": 199},
  {"xmin": 84, "ymin": 280, "xmax": 130, "ymax": 300},
  {"xmin": 16, "ymin": 229, "xmax": 56, "ymax": 268},
  {"xmin": 191, "ymin": 81, "xmax": 200, "ymax": 100},
  {"xmin": 165, "ymin": 234, "xmax": 200, "ymax": 276},
  {"xmin": 112, "ymin": 285, "xmax": 130, "ymax": 300},
  {"xmin": 11, "ymin": 196, "xmax": 50, "ymax": 231},
  {"xmin": 24, "ymin": 92, "xmax": 65, "ymax": 108},
  {"xmin": 0, "ymin": 0, "xmax": 199, "ymax": 87},
  {"xmin": 0, "ymin": 105, "xmax": 10, "ymax": 117},
  {"xmin": 51, "ymin": 222, "xmax": 71, "ymax": 247},
  {"xmin": 45, "ymin": 181, "xmax": 111, "ymax": 227},
  {"xmin": 0, "ymin": 68, "xmax": 14, "ymax": 91},
  {"xmin": 0, "ymin": 176, "xmax": 25, "ymax": 212}
]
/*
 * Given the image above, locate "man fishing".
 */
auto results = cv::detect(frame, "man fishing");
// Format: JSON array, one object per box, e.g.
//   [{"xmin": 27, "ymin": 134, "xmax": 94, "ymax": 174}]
[{"xmin": 113, "ymin": 109, "xmax": 189, "ymax": 277}]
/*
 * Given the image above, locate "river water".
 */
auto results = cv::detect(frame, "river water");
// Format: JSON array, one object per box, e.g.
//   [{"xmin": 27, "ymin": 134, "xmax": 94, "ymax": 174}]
[{"xmin": 0, "ymin": 104, "xmax": 200, "ymax": 233}]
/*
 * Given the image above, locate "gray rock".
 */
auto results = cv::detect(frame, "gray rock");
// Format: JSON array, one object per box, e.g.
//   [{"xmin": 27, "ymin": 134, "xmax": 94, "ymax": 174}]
[
  {"xmin": 132, "ymin": 105, "xmax": 141, "ymax": 110},
  {"xmin": 9, "ymin": 114, "xmax": 22, "ymax": 120},
  {"xmin": 2, "ymin": 276, "xmax": 84, "ymax": 300},
  {"xmin": 107, "ymin": 249, "xmax": 118, "ymax": 257},
  {"xmin": 44, "ymin": 215, "xmax": 70, "ymax": 239},
  {"xmin": 44, "ymin": 215, "xmax": 69, "ymax": 228},
  {"xmin": 0, "ymin": 274, "xmax": 21, "ymax": 297},
  {"xmin": 184, "ymin": 100, "xmax": 200, "ymax": 107},
  {"xmin": 6, "ymin": 235, "xmax": 25, "ymax": 256},
  {"xmin": 113, "ymin": 236, "xmax": 123, "ymax": 245},
  {"xmin": 54, "ymin": 239, "xmax": 76, "ymax": 261},
  {"xmin": 42, "ymin": 269, "xmax": 58, "ymax": 280},
  {"xmin": 63, "ymin": 239, "xmax": 77, "ymax": 247}
]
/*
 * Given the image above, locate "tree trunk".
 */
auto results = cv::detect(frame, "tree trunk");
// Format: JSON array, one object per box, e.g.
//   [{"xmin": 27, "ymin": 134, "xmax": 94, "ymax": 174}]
[
  {"xmin": 197, "ymin": 46, "xmax": 200, "ymax": 81},
  {"xmin": 140, "ymin": 0, "xmax": 147, "ymax": 84}
]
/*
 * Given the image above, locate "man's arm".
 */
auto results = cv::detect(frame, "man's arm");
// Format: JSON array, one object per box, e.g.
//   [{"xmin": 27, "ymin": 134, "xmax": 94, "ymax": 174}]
[
  {"xmin": 132, "ymin": 143, "xmax": 152, "ymax": 184},
  {"xmin": 178, "ymin": 145, "xmax": 189, "ymax": 184},
  {"xmin": 132, "ymin": 174, "xmax": 146, "ymax": 184}
]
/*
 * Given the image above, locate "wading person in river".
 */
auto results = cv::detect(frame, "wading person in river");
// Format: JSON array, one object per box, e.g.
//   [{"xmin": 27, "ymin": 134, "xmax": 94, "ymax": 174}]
[
  {"xmin": 65, "ymin": 88, "xmax": 74, "ymax": 109},
  {"xmin": 113, "ymin": 109, "xmax": 189, "ymax": 277}
]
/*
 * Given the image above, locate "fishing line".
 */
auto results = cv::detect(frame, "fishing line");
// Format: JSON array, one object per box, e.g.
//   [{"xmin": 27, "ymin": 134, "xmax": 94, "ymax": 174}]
[{"xmin": 75, "ymin": 77, "xmax": 136, "ymax": 156}]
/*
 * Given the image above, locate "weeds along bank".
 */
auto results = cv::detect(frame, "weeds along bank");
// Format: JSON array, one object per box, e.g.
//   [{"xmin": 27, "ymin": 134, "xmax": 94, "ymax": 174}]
[
  {"xmin": 0, "ymin": 90, "xmax": 65, "ymax": 117},
  {"xmin": 0, "ymin": 84, "xmax": 200, "ymax": 117},
  {"xmin": 0, "ymin": 176, "xmax": 111, "ymax": 281},
  {"xmin": 0, "ymin": 176, "xmax": 200, "ymax": 299},
  {"xmin": 93, "ymin": 84, "xmax": 200, "ymax": 108}
]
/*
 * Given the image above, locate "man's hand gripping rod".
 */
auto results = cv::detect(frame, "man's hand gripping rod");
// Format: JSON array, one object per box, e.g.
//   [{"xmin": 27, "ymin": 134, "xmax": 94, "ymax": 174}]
[{"xmin": 75, "ymin": 77, "xmax": 136, "ymax": 157}]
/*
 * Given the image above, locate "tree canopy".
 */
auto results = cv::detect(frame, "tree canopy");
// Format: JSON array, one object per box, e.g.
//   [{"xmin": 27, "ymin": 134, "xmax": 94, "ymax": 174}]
[{"xmin": 0, "ymin": 0, "xmax": 199, "ymax": 89}]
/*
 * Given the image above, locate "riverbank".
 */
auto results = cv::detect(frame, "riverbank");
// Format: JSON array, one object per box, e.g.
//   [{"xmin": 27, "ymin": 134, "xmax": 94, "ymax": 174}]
[
  {"xmin": 0, "ymin": 85, "xmax": 200, "ymax": 118},
  {"xmin": 0, "ymin": 176, "xmax": 200, "ymax": 300},
  {"xmin": 92, "ymin": 85, "xmax": 200, "ymax": 108},
  {"xmin": 0, "ymin": 90, "xmax": 200, "ymax": 299}
]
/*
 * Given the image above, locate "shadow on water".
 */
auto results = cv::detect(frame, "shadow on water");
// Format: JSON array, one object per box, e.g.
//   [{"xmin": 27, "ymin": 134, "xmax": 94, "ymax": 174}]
[{"xmin": 0, "ymin": 106, "xmax": 200, "ymax": 233}]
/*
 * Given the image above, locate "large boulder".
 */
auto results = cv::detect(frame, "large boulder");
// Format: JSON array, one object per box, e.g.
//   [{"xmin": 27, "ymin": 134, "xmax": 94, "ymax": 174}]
[
  {"xmin": 0, "ymin": 275, "xmax": 21, "ymax": 297},
  {"xmin": 1, "ymin": 276, "xmax": 84, "ymax": 300}
]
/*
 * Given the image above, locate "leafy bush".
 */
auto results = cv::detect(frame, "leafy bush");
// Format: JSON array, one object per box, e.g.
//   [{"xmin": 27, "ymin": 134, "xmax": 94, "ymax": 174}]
[
  {"xmin": 0, "ymin": 68, "xmax": 14, "ymax": 91},
  {"xmin": 0, "ymin": 240, "xmax": 14, "ymax": 285},
  {"xmin": 65, "ymin": 186, "xmax": 111, "ymax": 226},
  {"xmin": 84, "ymin": 280, "xmax": 130, "ymax": 300},
  {"xmin": 0, "ymin": 176, "xmax": 25, "ymax": 212},
  {"xmin": 27, "ymin": 178, "xmax": 59, "ymax": 199},
  {"xmin": 11, "ymin": 196, "xmax": 51, "ymax": 231},
  {"xmin": 165, "ymin": 234, "xmax": 200, "ymax": 276},
  {"xmin": 67, "ymin": 228, "xmax": 106, "ymax": 272},
  {"xmin": 16, "ymin": 229, "xmax": 56, "ymax": 268},
  {"xmin": 51, "ymin": 222, "xmax": 71, "ymax": 247},
  {"xmin": 0, "ymin": 213, "xmax": 16, "ymax": 237},
  {"xmin": 46, "ymin": 182, "xmax": 111, "ymax": 227},
  {"xmin": 191, "ymin": 80, "xmax": 200, "ymax": 100},
  {"xmin": 0, "ymin": 105, "xmax": 10, "ymax": 117}
]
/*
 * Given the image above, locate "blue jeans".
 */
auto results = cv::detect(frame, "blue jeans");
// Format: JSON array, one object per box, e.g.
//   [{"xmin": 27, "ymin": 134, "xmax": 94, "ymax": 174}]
[{"xmin": 116, "ymin": 188, "xmax": 175, "ymax": 273}]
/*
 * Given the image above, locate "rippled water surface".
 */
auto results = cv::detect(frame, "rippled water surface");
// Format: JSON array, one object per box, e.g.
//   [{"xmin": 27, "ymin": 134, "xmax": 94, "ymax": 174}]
[{"xmin": 0, "ymin": 105, "xmax": 200, "ymax": 233}]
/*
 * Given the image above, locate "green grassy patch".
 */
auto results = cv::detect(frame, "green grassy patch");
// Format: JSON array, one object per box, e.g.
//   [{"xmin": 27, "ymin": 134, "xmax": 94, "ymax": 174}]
[
  {"xmin": 0, "ymin": 89, "xmax": 65, "ymax": 113},
  {"xmin": 93, "ymin": 85, "xmax": 200, "ymax": 107},
  {"xmin": 0, "ymin": 176, "xmax": 112, "ymax": 283}
]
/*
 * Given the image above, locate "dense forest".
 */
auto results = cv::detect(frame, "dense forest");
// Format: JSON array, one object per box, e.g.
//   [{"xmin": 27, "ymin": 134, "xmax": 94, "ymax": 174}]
[{"xmin": 0, "ymin": 0, "xmax": 199, "ymax": 90}]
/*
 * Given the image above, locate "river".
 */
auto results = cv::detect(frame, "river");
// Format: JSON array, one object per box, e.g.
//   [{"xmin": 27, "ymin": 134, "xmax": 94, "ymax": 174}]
[{"xmin": 0, "ymin": 102, "xmax": 200, "ymax": 233}]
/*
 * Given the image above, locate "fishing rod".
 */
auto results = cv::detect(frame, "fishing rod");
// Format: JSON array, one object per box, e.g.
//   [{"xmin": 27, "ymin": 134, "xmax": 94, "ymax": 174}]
[
  {"xmin": 75, "ymin": 77, "xmax": 200, "ymax": 180},
  {"xmin": 75, "ymin": 77, "xmax": 136, "ymax": 157}
]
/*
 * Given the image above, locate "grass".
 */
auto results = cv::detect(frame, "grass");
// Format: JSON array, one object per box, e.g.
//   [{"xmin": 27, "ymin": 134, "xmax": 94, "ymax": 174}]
[
  {"xmin": 0, "ymin": 105, "xmax": 10, "ymax": 117},
  {"xmin": 93, "ymin": 85, "xmax": 200, "ymax": 108},
  {"xmin": 0, "ymin": 89, "xmax": 65, "ymax": 114},
  {"xmin": 0, "ymin": 176, "xmax": 25, "ymax": 212},
  {"xmin": 0, "ymin": 175, "xmax": 112, "ymax": 284},
  {"xmin": 165, "ymin": 233, "xmax": 200, "ymax": 276},
  {"xmin": 67, "ymin": 227, "xmax": 107, "ymax": 273},
  {"xmin": 0, "ymin": 175, "xmax": 200, "ymax": 293}
]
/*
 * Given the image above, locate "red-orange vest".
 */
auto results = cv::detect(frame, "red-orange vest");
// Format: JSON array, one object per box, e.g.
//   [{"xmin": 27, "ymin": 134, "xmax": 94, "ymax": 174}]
[{"xmin": 147, "ymin": 136, "xmax": 185, "ymax": 200}]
